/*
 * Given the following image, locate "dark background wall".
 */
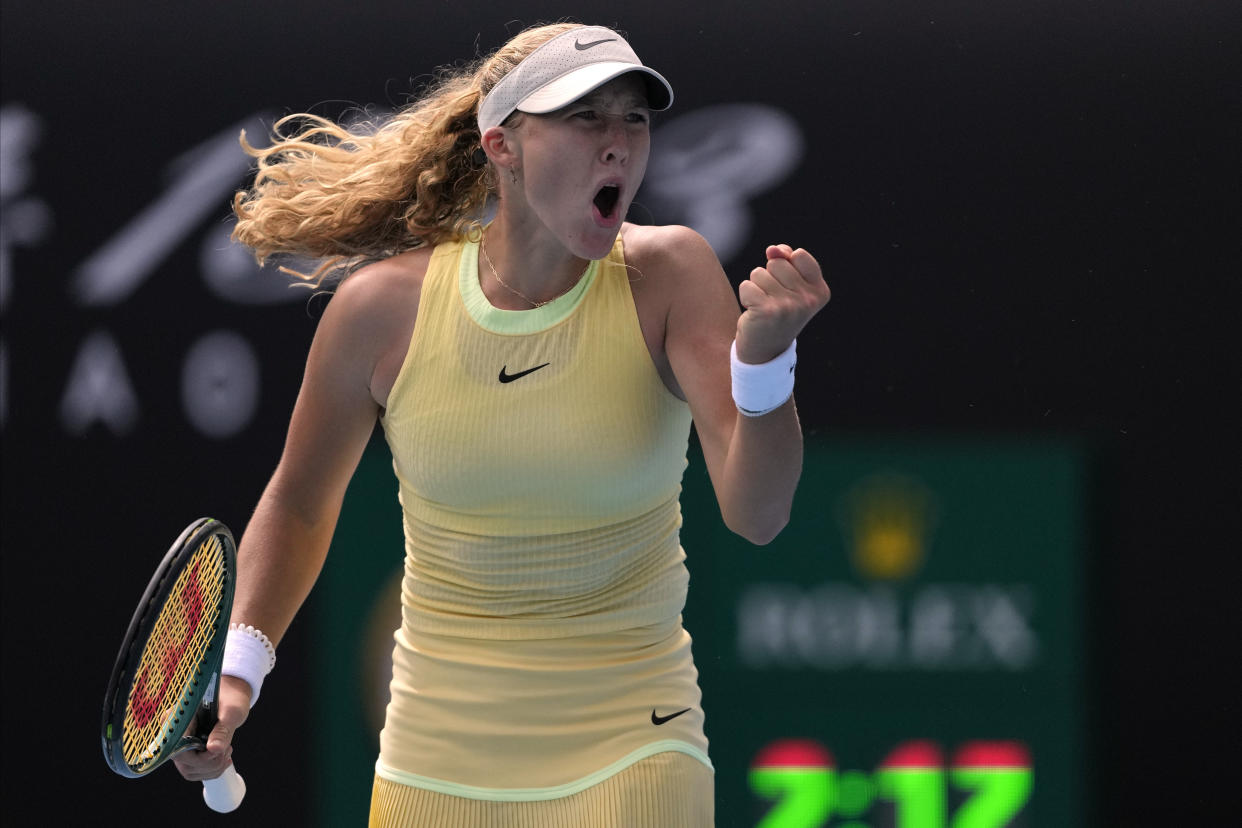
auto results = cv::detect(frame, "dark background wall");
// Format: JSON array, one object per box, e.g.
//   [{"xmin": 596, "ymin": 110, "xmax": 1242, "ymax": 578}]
[{"xmin": 2, "ymin": 1, "xmax": 1237, "ymax": 824}]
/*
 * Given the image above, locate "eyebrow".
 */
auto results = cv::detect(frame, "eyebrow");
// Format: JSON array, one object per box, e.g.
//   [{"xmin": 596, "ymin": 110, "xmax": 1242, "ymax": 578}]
[{"xmin": 574, "ymin": 91, "xmax": 651, "ymax": 110}]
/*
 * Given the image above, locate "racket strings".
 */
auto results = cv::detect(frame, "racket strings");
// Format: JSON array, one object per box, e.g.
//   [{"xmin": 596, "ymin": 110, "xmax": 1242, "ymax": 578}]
[{"xmin": 121, "ymin": 535, "xmax": 228, "ymax": 770}]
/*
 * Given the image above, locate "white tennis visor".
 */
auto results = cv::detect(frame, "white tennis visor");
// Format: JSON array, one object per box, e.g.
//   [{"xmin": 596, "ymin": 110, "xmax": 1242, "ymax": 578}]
[{"xmin": 477, "ymin": 26, "xmax": 674, "ymax": 132}]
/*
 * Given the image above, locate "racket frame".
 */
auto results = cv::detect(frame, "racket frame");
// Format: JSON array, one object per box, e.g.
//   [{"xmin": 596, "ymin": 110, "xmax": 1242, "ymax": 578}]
[{"xmin": 101, "ymin": 517, "xmax": 237, "ymax": 778}]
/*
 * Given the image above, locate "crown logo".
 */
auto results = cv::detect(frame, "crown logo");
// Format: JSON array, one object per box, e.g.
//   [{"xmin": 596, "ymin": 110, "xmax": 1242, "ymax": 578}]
[{"xmin": 838, "ymin": 473, "xmax": 937, "ymax": 580}]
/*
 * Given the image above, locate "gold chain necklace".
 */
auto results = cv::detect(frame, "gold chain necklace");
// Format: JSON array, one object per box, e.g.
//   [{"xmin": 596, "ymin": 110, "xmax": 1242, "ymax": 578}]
[{"xmin": 480, "ymin": 234, "xmax": 584, "ymax": 309}]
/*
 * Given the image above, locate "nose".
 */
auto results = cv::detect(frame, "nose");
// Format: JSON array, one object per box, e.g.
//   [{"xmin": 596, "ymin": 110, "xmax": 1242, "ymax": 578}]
[{"xmin": 600, "ymin": 120, "xmax": 630, "ymax": 165}]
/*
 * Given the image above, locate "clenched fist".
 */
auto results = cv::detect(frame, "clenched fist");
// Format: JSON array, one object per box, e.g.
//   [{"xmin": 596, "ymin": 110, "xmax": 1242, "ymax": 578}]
[{"xmin": 735, "ymin": 245, "xmax": 830, "ymax": 364}]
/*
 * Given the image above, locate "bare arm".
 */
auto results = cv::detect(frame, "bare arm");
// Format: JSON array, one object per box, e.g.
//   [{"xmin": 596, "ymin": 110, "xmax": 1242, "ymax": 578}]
[
  {"xmin": 175, "ymin": 255, "xmax": 422, "ymax": 780},
  {"xmin": 658, "ymin": 228, "xmax": 830, "ymax": 544}
]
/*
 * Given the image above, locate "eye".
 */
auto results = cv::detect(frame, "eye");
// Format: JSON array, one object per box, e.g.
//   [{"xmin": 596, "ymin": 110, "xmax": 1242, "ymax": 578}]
[
  {"xmin": 572, "ymin": 110, "xmax": 599, "ymax": 121},
  {"xmin": 626, "ymin": 112, "xmax": 650, "ymax": 125}
]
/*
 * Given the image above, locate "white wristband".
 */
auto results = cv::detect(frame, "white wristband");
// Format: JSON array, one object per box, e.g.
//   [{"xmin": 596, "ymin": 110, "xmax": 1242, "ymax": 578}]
[
  {"xmin": 222, "ymin": 624, "xmax": 276, "ymax": 708},
  {"xmin": 731, "ymin": 338, "xmax": 797, "ymax": 417}
]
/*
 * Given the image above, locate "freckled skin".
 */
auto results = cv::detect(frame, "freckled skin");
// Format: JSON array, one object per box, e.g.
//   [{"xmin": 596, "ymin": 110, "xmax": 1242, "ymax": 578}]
[{"xmin": 492, "ymin": 74, "xmax": 652, "ymax": 273}]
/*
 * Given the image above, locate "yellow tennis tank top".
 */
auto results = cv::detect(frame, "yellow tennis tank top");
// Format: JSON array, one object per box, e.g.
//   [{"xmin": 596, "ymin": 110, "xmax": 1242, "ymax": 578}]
[{"xmin": 375, "ymin": 234, "xmax": 711, "ymax": 797}]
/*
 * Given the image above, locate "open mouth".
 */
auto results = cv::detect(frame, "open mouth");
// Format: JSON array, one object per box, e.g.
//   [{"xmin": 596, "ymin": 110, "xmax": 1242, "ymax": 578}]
[{"xmin": 593, "ymin": 184, "xmax": 621, "ymax": 219}]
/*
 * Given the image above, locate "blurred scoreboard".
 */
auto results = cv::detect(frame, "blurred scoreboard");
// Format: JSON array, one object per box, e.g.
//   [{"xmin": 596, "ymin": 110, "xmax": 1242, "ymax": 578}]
[
  {"xmin": 749, "ymin": 738, "xmax": 1033, "ymax": 827},
  {"xmin": 316, "ymin": 434, "xmax": 1088, "ymax": 826},
  {"xmin": 680, "ymin": 436, "xmax": 1088, "ymax": 827}
]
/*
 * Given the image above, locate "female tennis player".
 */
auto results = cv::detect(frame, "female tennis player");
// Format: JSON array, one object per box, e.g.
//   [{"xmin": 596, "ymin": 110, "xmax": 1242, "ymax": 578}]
[{"xmin": 173, "ymin": 22, "xmax": 830, "ymax": 826}]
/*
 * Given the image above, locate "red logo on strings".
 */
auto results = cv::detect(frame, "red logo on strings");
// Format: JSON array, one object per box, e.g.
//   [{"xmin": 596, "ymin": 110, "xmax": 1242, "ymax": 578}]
[{"xmin": 129, "ymin": 559, "xmax": 206, "ymax": 729}]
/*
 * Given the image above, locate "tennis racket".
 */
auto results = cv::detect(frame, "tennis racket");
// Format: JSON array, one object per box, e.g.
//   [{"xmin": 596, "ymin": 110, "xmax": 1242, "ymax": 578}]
[{"xmin": 101, "ymin": 517, "xmax": 247, "ymax": 813}]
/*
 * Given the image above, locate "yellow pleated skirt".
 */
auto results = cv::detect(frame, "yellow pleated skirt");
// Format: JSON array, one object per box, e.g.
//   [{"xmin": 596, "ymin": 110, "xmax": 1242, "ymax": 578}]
[{"xmin": 369, "ymin": 751, "xmax": 714, "ymax": 827}]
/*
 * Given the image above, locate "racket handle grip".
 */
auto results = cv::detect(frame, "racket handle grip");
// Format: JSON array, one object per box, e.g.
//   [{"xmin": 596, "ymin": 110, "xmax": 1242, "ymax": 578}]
[{"xmin": 203, "ymin": 763, "xmax": 247, "ymax": 812}]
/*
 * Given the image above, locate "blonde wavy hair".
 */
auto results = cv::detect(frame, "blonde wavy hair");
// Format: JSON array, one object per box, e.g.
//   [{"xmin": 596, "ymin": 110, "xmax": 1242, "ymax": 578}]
[{"xmin": 231, "ymin": 22, "xmax": 585, "ymax": 286}]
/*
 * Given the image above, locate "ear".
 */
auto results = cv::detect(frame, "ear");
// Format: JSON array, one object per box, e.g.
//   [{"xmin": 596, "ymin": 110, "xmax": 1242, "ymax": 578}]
[{"xmin": 480, "ymin": 125, "xmax": 520, "ymax": 168}]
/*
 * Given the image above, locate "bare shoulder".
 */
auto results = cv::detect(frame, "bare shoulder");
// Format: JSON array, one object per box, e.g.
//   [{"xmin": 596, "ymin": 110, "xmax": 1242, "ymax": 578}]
[
  {"xmin": 327, "ymin": 246, "xmax": 434, "ymax": 327},
  {"xmin": 622, "ymin": 223, "xmax": 738, "ymax": 324},
  {"xmin": 622, "ymin": 223, "xmax": 723, "ymax": 286},
  {"xmin": 312, "ymin": 245, "xmax": 435, "ymax": 407}
]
